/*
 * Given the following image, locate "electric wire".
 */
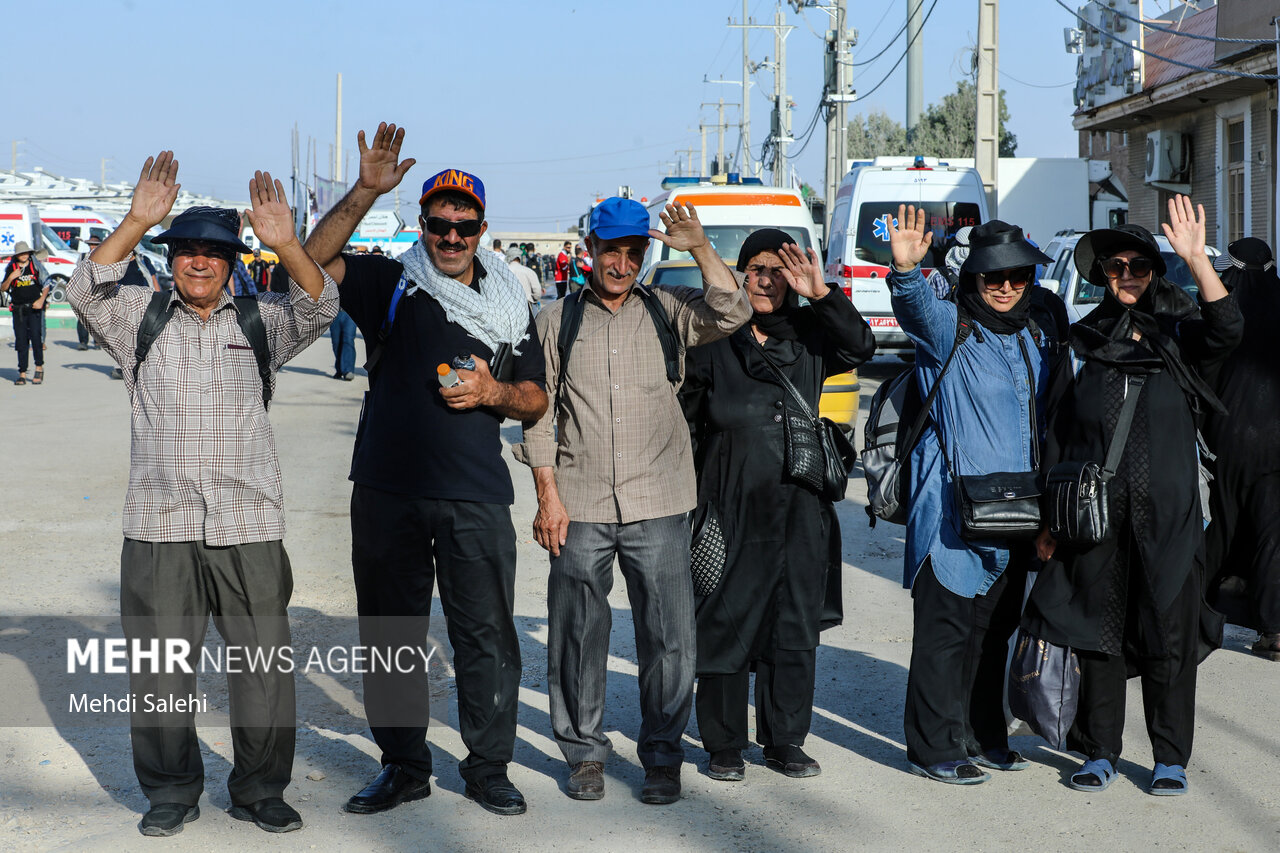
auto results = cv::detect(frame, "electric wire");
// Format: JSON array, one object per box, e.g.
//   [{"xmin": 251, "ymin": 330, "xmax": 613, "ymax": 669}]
[
  {"xmin": 1054, "ymin": 0, "xmax": 1278, "ymax": 81},
  {"xmin": 1106, "ymin": 4, "xmax": 1275, "ymax": 44},
  {"xmin": 853, "ymin": 0, "xmax": 940, "ymax": 102}
]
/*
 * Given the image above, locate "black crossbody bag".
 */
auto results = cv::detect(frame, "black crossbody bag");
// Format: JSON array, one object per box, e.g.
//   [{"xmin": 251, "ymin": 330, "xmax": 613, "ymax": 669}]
[
  {"xmin": 1043, "ymin": 373, "xmax": 1146, "ymax": 548},
  {"xmin": 944, "ymin": 333, "xmax": 1043, "ymax": 540},
  {"xmin": 751, "ymin": 335, "xmax": 856, "ymax": 503}
]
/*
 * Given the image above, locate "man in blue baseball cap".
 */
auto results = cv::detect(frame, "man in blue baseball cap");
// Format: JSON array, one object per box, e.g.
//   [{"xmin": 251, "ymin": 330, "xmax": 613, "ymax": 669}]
[
  {"xmin": 304, "ymin": 123, "xmax": 547, "ymax": 818},
  {"xmin": 515, "ymin": 196, "xmax": 750, "ymax": 805}
]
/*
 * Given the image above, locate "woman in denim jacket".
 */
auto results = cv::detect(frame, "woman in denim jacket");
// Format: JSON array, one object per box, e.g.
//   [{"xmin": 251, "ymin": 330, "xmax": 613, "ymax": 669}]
[{"xmin": 887, "ymin": 207, "xmax": 1052, "ymax": 784}]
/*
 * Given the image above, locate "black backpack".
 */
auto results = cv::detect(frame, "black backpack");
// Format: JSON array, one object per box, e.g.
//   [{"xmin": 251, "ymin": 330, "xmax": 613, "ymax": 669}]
[
  {"xmin": 133, "ymin": 291, "xmax": 273, "ymax": 409},
  {"xmin": 556, "ymin": 286, "xmax": 681, "ymax": 390}
]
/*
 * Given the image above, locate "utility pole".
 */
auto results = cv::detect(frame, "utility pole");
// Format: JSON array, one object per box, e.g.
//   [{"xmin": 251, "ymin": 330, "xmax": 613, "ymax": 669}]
[
  {"xmin": 10, "ymin": 140, "xmax": 20, "ymax": 172},
  {"xmin": 335, "ymin": 73, "xmax": 343, "ymax": 184},
  {"xmin": 975, "ymin": 0, "xmax": 999, "ymax": 216},
  {"xmin": 100, "ymin": 157, "xmax": 111, "ymax": 188},
  {"xmin": 741, "ymin": 0, "xmax": 753, "ymax": 176},
  {"xmin": 731, "ymin": 4, "xmax": 792, "ymax": 183},
  {"xmin": 700, "ymin": 123, "xmax": 708, "ymax": 177},
  {"xmin": 717, "ymin": 98, "xmax": 726, "ymax": 175},
  {"xmin": 906, "ymin": 0, "xmax": 924, "ymax": 138},
  {"xmin": 686, "ymin": 147, "xmax": 696, "ymax": 177},
  {"xmin": 813, "ymin": 0, "xmax": 854, "ymax": 233}
]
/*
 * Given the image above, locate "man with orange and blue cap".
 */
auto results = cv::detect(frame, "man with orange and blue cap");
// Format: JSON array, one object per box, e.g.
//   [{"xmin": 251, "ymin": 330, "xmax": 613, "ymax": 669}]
[{"xmin": 304, "ymin": 122, "xmax": 547, "ymax": 818}]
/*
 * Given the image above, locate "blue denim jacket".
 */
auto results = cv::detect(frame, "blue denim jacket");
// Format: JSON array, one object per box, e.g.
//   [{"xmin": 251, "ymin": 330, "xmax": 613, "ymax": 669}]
[{"xmin": 888, "ymin": 265, "xmax": 1048, "ymax": 598}]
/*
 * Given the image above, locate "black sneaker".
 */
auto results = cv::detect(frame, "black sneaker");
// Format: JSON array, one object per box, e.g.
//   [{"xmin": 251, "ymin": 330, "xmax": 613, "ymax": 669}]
[
  {"xmin": 763, "ymin": 744, "xmax": 821, "ymax": 778},
  {"xmin": 640, "ymin": 765, "xmax": 681, "ymax": 804},
  {"xmin": 139, "ymin": 802, "xmax": 199, "ymax": 837},
  {"xmin": 707, "ymin": 749, "xmax": 745, "ymax": 781},
  {"xmin": 227, "ymin": 797, "xmax": 303, "ymax": 833}
]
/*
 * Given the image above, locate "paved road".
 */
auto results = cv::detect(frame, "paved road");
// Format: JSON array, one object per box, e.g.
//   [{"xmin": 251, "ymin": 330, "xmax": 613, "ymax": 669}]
[{"xmin": 2, "ymin": 328, "xmax": 1278, "ymax": 852}]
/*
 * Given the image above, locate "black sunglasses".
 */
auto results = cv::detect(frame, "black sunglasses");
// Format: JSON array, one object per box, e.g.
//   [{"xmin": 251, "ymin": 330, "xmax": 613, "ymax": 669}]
[
  {"xmin": 1101, "ymin": 257, "xmax": 1154, "ymax": 279},
  {"xmin": 978, "ymin": 267, "xmax": 1033, "ymax": 288},
  {"xmin": 423, "ymin": 216, "xmax": 483, "ymax": 238}
]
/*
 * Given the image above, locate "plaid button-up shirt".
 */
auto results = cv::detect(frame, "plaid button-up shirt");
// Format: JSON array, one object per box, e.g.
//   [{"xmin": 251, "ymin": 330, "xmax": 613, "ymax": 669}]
[
  {"xmin": 516, "ymin": 281, "xmax": 751, "ymax": 523},
  {"xmin": 68, "ymin": 257, "xmax": 339, "ymax": 546}
]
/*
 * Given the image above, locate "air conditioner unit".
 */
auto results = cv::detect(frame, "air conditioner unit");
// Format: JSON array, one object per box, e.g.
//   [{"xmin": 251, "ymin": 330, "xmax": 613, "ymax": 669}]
[{"xmin": 1145, "ymin": 130, "xmax": 1189, "ymax": 183}]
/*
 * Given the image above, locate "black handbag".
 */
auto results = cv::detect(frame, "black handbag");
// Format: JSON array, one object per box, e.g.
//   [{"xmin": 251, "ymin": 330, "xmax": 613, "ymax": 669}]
[
  {"xmin": 1043, "ymin": 374, "xmax": 1146, "ymax": 548},
  {"xmin": 754, "ymin": 338, "xmax": 855, "ymax": 502},
  {"xmin": 1007, "ymin": 627, "xmax": 1080, "ymax": 750},
  {"xmin": 689, "ymin": 503, "xmax": 727, "ymax": 597},
  {"xmin": 946, "ymin": 333, "xmax": 1043, "ymax": 541}
]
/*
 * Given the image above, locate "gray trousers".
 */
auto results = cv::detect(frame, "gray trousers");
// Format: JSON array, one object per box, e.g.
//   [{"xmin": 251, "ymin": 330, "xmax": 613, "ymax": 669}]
[
  {"xmin": 120, "ymin": 538, "xmax": 295, "ymax": 807},
  {"xmin": 547, "ymin": 513, "xmax": 695, "ymax": 769}
]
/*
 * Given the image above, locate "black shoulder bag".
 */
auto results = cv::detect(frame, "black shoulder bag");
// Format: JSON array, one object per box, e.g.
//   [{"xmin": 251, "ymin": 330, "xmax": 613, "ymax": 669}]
[
  {"xmin": 1043, "ymin": 373, "xmax": 1146, "ymax": 548},
  {"xmin": 751, "ymin": 334, "xmax": 855, "ymax": 503}
]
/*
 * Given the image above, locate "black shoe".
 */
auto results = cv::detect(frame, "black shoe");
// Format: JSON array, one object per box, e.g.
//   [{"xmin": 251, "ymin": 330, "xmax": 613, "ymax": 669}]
[
  {"xmin": 139, "ymin": 802, "xmax": 199, "ymax": 837},
  {"xmin": 227, "ymin": 797, "xmax": 303, "ymax": 833},
  {"xmin": 77, "ymin": 343, "xmax": 89, "ymax": 351},
  {"xmin": 763, "ymin": 744, "xmax": 822, "ymax": 778},
  {"xmin": 345, "ymin": 764, "xmax": 432, "ymax": 814},
  {"xmin": 707, "ymin": 748, "xmax": 745, "ymax": 782},
  {"xmin": 464, "ymin": 774, "xmax": 527, "ymax": 816},
  {"xmin": 110, "ymin": 367, "xmax": 123, "ymax": 380},
  {"xmin": 640, "ymin": 765, "xmax": 681, "ymax": 804}
]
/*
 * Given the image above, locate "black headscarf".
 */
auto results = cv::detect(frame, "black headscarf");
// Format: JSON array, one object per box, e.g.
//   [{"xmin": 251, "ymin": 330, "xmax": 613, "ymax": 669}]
[
  {"xmin": 955, "ymin": 270, "xmax": 1034, "ymax": 335},
  {"xmin": 737, "ymin": 227, "xmax": 810, "ymax": 341},
  {"xmin": 1070, "ymin": 245, "xmax": 1227, "ymax": 415},
  {"xmin": 955, "ymin": 219, "xmax": 1048, "ymax": 335}
]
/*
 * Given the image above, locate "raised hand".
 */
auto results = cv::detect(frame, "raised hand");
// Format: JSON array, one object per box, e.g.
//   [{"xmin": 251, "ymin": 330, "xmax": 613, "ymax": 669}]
[
  {"xmin": 244, "ymin": 171, "xmax": 297, "ymax": 250},
  {"xmin": 356, "ymin": 122, "xmax": 416, "ymax": 195},
  {"xmin": 127, "ymin": 151, "xmax": 180, "ymax": 229},
  {"xmin": 777, "ymin": 243, "xmax": 830, "ymax": 300},
  {"xmin": 1161, "ymin": 194, "xmax": 1207, "ymax": 261},
  {"xmin": 649, "ymin": 203, "xmax": 709, "ymax": 253},
  {"xmin": 888, "ymin": 204, "xmax": 933, "ymax": 272}
]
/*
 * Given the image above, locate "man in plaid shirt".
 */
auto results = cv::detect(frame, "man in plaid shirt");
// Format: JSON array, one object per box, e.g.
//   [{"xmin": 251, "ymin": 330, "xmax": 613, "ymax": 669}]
[{"xmin": 68, "ymin": 152, "xmax": 338, "ymax": 838}]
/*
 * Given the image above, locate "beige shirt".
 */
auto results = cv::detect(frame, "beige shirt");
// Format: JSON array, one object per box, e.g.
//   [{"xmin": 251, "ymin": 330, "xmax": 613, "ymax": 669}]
[{"xmin": 515, "ymin": 281, "xmax": 751, "ymax": 523}]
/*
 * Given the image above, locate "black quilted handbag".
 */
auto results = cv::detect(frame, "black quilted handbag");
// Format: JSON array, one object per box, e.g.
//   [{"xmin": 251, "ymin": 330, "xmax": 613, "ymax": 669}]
[
  {"xmin": 1044, "ymin": 375, "xmax": 1146, "ymax": 548},
  {"xmin": 689, "ymin": 504, "xmax": 727, "ymax": 597}
]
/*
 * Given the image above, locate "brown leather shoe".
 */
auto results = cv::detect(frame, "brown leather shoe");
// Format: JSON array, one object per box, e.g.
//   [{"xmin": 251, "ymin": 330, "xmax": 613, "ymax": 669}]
[
  {"xmin": 640, "ymin": 765, "xmax": 681, "ymax": 804},
  {"xmin": 566, "ymin": 761, "xmax": 605, "ymax": 801}
]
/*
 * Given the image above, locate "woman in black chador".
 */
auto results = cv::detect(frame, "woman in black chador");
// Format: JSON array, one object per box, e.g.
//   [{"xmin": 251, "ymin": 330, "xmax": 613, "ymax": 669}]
[
  {"xmin": 1203, "ymin": 237, "xmax": 1280, "ymax": 660},
  {"xmin": 680, "ymin": 228, "xmax": 875, "ymax": 782},
  {"xmin": 1024, "ymin": 197, "xmax": 1242, "ymax": 797}
]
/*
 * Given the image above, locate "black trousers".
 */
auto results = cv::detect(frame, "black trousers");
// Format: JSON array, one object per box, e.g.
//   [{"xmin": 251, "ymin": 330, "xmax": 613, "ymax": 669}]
[
  {"xmin": 120, "ymin": 538, "xmax": 295, "ymax": 808},
  {"xmin": 12, "ymin": 305, "xmax": 43, "ymax": 372},
  {"xmin": 904, "ymin": 560, "xmax": 1025, "ymax": 766},
  {"xmin": 1245, "ymin": 473, "xmax": 1280, "ymax": 633},
  {"xmin": 696, "ymin": 647, "xmax": 817, "ymax": 753},
  {"xmin": 350, "ymin": 484, "xmax": 520, "ymax": 785},
  {"xmin": 1068, "ymin": 563, "xmax": 1200, "ymax": 767}
]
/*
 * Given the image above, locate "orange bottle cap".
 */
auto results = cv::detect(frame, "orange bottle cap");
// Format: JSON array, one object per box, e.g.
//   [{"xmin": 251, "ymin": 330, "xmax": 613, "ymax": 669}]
[{"xmin": 436, "ymin": 364, "xmax": 451, "ymax": 375}]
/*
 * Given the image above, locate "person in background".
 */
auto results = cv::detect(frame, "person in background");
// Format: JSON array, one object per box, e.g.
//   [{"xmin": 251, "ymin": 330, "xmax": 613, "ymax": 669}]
[
  {"xmin": 77, "ymin": 236, "xmax": 106, "ymax": 349},
  {"xmin": 248, "ymin": 248, "xmax": 272, "ymax": 291},
  {"xmin": 507, "ymin": 246, "xmax": 542, "ymax": 310},
  {"xmin": 1024, "ymin": 200, "xmax": 1242, "ymax": 797},
  {"xmin": 554, "ymin": 240, "xmax": 572, "ymax": 299},
  {"xmin": 2, "ymin": 242, "xmax": 49, "ymax": 385},
  {"xmin": 569, "ymin": 246, "xmax": 590, "ymax": 293},
  {"xmin": 330, "ymin": 305, "xmax": 359, "ymax": 381}
]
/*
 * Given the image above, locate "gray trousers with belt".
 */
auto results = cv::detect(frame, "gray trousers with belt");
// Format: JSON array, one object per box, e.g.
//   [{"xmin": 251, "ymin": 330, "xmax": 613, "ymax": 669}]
[
  {"xmin": 547, "ymin": 513, "xmax": 695, "ymax": 769},
  {"xmin": 120, "ymin": 538, "xmax": 295, "ymax": 808}
]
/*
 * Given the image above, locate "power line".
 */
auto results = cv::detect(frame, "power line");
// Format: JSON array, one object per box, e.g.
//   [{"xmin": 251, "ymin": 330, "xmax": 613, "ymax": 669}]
[
  {"xmin": 1054, "ymin": 0, "xmax": 1278, "ymax": 81},
  {"xmin": 1108, "ymin": 4, "xmax": 1274, "ymax": 45},
  {"xmin": 854, "ymin": 0, "xmax": 940, "ymax": 102}
]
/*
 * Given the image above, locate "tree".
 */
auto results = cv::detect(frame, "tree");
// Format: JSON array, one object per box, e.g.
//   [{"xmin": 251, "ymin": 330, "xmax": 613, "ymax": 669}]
[
  {"xmin": 845, "ymin": 80, "xmax": 1017, "ymax": 159},
  {"xmin": 847, "ymin": 109, "xmax": 909, "ymax": 159},
  {"xmin": 911, "ymin": 80, "xmax": 1017, "ymax": 158}
]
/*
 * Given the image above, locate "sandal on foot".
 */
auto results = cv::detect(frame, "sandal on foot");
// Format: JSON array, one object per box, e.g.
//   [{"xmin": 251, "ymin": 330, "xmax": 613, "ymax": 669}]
[
  {"xmin": 1069, "ymin": 758, "xmax": 1116, "ymax": 792},
  {"xmin": 970, "ymin": 748, "xmax": 1030, "ymax": 771},
  {"xmin": 13, "ymin": 376, "xmax": 26, "ymax": 385},
  {"xmin": 32, "ymin": 368, "xmax": 43, "ymax": 385},
  {"xmin": 908, "ymin": 759, "xmax": 989, "ymax": 785},
  {"xmin": 1149, "ymin": 763, "xmax": 1187, "ymax": 796}
]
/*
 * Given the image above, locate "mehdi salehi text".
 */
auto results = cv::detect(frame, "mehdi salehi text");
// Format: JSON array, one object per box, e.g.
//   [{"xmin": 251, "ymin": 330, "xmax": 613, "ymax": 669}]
[{"xmin": 69, "ymin": 692, "xmax": 207, "ymax": 714}]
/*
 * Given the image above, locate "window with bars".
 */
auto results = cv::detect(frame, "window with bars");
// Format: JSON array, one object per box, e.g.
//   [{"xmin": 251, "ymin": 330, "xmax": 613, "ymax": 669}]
[{"xmin": 1226, "ymin": 119, "xmax": 1245, "ymax": 244}]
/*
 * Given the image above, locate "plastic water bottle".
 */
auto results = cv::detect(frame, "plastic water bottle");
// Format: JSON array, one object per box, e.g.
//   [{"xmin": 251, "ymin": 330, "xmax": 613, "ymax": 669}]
[
  {"xmin": 452, "ymin": 353, "xmax": 476, "ymax": 371},
  {"xmin": 437, "ymin": 363, "xmax": 461, "ymax": 388}
]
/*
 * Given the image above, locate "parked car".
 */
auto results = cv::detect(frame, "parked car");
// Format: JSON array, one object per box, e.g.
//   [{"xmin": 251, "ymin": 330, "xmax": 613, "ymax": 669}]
[
  {"xmin": 640, "ymin": 260, "xmax": 862, "ymax": 435},
  {"xmin": 1040, "ymin": 229, "xmax": 1220, "ymax": 322}
]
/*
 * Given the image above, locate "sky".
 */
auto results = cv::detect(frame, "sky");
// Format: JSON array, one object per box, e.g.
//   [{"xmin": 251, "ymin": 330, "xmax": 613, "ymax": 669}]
[{"xmin": 9, "ymin": 0, "xmax": 1180, "ymax": 233}]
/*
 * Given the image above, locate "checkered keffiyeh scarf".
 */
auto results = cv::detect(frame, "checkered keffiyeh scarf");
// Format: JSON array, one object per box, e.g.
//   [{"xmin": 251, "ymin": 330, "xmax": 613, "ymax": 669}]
[{"xmin": 398, "ymin": 239, "xmax": 530, "ymax": 354}]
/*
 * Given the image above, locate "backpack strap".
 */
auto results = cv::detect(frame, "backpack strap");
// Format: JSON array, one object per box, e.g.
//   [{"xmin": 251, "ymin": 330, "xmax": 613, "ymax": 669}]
[
  {"xmin": 233, "ymin": 296, "xmax": 273, "ymax": 410},
  {"xmin": 363, "ymin": 271, "xmax": 410, "ymax": 378},
  {"xmin": 133, "ymin": 290, "xmax": 177, "ymax": 383},
  {"xmin": 634, "ymin": 285, "xmax": 681, "ymax": 384},
  {"xmin": 899, "ymin": 311, "xmax": 974, "ymax": 457},
  {"xmin": 556, "ymin": 289, "xmax": 586, "ymax": 389}
]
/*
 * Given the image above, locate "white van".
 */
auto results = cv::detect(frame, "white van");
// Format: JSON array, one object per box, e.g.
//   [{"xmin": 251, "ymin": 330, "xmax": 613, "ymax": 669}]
[
  {"xmin": 40, "ymin": 208, "xmax": 172, "ymax": 288},
  {"xmin": 641, "ymin": 177, "xmax": 820, "ymax": 271},
  {"xmin": 1, "ymin": 203, "xmax": 80, "ymax": 301},
  {"xmin": 824, "ymin": 157, "xmax": 988, "ymax": 351}
]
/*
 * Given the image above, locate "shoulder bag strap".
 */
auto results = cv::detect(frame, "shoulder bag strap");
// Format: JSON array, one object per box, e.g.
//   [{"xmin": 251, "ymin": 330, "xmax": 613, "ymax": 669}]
[
  {"xmin": 1100, "ymin": 374, "xmax": 1147, "ymax": 479},
  {"xmin": 636, "ymin": 285, "xmax": 681, "ymax": 384},
  {"xmin": 749, "ymin": 332, "xmax": 819, "ymax": 421},
  {"xmin": 364, "ymin": 270, "xmax": 410, "ymax": 377},
  {"xmin": 900, "ymin": 313, "xmax": 974, "ymax": 458},
  {"xmin": 233, "ymin": 296, "xmax": 273, "ymax": 410}
]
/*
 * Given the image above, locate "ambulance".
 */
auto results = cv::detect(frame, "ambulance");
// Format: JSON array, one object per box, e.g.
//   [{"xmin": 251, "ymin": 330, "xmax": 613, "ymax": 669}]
[
  {"xmin": 824, "ymin": 157, "xmax": 988, "ymax": 352},
  {"xmin": 1, "ymin": 204, "xmax": 80, "ymax": 303},
  {"xmin": 40, "ymin": 208, "xmax": 173, "ymax": 290}
]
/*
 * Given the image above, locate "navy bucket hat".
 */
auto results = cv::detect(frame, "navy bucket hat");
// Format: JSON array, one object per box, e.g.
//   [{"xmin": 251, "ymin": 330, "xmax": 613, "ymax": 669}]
[{"xmin": 154, "ymin": 206, "xmax": 251, "ymax": 253}]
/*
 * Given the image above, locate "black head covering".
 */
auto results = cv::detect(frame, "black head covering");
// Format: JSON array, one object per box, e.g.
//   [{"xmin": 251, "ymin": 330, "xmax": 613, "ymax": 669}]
[
  {"xmin": 1074, "ymin": 223, "xmax": 1167, "ymax": 285},
  {"xmin": 154, "ymin": 206, "xmax": 252, "ymax": 253},
  {"xmin": 1070, "ymin": 237, "xmax": 1226, "ymax": 414},
  {"xmin": 738, "ymin": 227, "xmax": 808, "ymax": 341},
  {"xmin": 956, "ymin": 219, "xmax": 1051, "ymax": 335}
]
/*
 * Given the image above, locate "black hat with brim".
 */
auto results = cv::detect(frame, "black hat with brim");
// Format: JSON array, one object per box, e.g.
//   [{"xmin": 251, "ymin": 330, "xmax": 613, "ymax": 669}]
[
  {"xmin": 959, "ymin": 219, "xmax": 1052, "ymax": 276},
  {"xmin": 153, "ymin": 206, "xmax": 251, "ymax": 253},
  {"xmin": 1074, "ymin": 223, "xmax": 1167, "ymax": 285}
]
